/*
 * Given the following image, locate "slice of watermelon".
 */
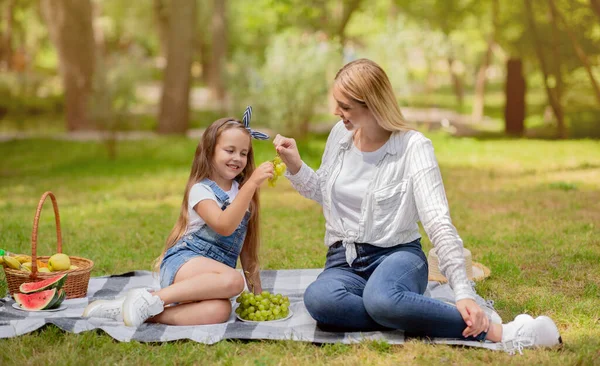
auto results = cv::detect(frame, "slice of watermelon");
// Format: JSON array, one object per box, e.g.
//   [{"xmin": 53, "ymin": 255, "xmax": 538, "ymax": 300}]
[
  {"xmin": 19, "ymin": 273, "xmax": 67, "ymax": 294},
  {"xmin": 14, "ymin": 288, "xmax": 58, "ymax": 310},
  {"xmin": 46, "ymin": 289, "xmax": 66, "ymax": 309}
]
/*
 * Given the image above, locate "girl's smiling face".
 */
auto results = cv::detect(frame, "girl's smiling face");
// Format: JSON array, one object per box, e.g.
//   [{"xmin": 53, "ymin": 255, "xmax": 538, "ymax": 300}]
[{"xmin": 210, "ymin": 128, "xmax": 251, "ymax": 189}]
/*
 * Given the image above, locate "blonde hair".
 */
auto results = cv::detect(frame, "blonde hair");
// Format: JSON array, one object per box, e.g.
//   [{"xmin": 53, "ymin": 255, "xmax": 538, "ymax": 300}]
[
  {"xmin": 334, "ymin": 58, "xmax": 411, "ymax": 132},
  {"xmin": 153, "ymin": 118, "xmax": 261, "ymax": 275}
]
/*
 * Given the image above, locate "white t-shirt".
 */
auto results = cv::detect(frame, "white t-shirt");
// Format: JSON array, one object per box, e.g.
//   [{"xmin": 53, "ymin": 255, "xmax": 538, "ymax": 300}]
[
  {"xmin": 332, "ymin": 141, "xmax": 388, "ymax": 235},
  {"xmin": 185, "ymin": 181, "xmax": 239, "ymax": 235}
]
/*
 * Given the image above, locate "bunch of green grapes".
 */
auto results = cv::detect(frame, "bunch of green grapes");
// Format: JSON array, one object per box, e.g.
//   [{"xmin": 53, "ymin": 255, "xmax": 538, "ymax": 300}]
[
  {"xmin": 235, "ymin": 290, "xmax": 291, "ymax": 321},
  {"xmin": 268, "ymin": 155, "xmax": 287, "ymax": 187}
]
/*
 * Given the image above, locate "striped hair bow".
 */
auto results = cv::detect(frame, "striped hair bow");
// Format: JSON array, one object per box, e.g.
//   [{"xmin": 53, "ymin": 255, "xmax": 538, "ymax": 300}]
[{"xmin": 242, "ymin": 106, "xmax": 269, "ymax": 140}]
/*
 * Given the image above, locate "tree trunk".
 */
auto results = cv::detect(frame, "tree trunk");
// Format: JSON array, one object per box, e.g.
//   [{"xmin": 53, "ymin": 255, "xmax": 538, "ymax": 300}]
[
  {"xmin": 198, "ymin": 36, "xmax": 211, "ymax": 85},
  {"xmin": 196, "ymin": 1, "xmax": 212, "ymax": 85},
  {"xmin": 504, "ymin": 59, "xmax": 526, "ymax": 136},
  {"xmin": 157, "ymin": 0, "xmax": 196, "ymax": 134},
  {"xmin": 591, "ymin": 0, "xmax": 600, "ymax": 21},
  {"xmin": 209, "ymin": 0, "xmax": 226, "ymax": 106},
  {"xmin": 153, "ymin": 0, "xmax": 169, "ymax": 59},
  {"xmin": 551, "ymin": 0, "xmax": 600, "ymax": 105},
  {"xmin": 335, "ymin": 0, "xmax": 362, "ymax": 47},
  {"xmin": 41, "ymin": 0, "xmax": 96, "ymax": 131},
  {"xmin": 548, "ymin": 0, "xmax": 563, "ymax": 103},
  {"xmin": 471, "ymin": 0, "xmax": 498, "ymax": 124},
  {"xmin": 525, "ymin": 0, "xmax": 566, "ymax": 139},
  {"xmin": 2, "ymin": 0, "xmax": 15, "ymax": 70},
  {"xmin": 447, "ymin": 56, "xmax": 464, "ymax": 107}
]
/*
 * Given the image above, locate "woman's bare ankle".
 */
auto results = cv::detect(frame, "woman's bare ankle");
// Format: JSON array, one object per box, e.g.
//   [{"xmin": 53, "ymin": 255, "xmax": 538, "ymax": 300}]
[{"xmin": 485, "ymin": 323, "xmax": 503, "ymax": 342}]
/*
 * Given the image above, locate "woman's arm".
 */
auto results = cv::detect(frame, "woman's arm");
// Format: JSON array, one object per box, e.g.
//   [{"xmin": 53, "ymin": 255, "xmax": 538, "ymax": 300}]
[
  {"xmin": 409, "ymin": 137, "xmax": 476, "ymax": 301},
  {"xmin": 273, "ymin": 122, "xmax": 342, "ymax": 205}
]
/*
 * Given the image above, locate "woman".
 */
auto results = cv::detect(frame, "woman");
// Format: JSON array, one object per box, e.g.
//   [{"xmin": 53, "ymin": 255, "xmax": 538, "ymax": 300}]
[{"xmin": 273, "ymin": 58, "xmax": 561, "ymax": 351}]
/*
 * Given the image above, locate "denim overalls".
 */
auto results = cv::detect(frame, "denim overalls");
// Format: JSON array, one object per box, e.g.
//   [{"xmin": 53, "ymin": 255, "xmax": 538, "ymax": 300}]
[{"xmin": 159, "ymin": 179, "xmax": 250, "ymax": 288}]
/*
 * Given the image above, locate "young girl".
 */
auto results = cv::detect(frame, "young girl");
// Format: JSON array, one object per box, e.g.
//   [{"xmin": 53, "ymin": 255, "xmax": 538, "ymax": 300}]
[{"xmin": 84, "ymin": 107, "xmax": 274, "ymax": 326}]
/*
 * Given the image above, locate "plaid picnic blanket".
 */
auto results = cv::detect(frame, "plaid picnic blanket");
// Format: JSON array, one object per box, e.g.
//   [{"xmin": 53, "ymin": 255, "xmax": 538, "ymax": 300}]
[{"xmin": 0, "ymin": 269, "xmax": 501, "ymax": 349}]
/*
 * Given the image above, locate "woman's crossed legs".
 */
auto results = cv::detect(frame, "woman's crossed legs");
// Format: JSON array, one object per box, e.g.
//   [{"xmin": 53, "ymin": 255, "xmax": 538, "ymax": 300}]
[{"xmin": 304, "ymin": 246, "xmax": 485, "ymax": 340}]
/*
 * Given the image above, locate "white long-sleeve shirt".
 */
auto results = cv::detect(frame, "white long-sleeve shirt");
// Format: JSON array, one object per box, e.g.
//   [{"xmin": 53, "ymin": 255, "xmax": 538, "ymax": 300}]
[{"xmin": 286, "ymin": 121, "xmax": 475, "ymax": 301}]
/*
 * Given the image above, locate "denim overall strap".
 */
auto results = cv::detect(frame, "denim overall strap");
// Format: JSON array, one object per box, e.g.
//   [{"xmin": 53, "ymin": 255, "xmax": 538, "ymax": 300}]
[
  {"xmin": 183, "ymin": 178, "xmax": 249, "ymax": 269},
  {"xmin": 199, "ymin": 178, "xmax": 232, "ymax": 209}
]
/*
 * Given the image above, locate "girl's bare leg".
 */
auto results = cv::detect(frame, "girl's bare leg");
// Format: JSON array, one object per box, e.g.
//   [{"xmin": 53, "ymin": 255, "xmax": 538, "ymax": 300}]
[
  {"xmin": 154, "ymin": 256, "xmax": 245, "ymax": 305},
  {"xmin": 149, "ymin": 299, "xmax": 232, "ymax": 325},
  {"xmin": 146, "ymin": 256, "xmax": 244, "ymax": 325}
]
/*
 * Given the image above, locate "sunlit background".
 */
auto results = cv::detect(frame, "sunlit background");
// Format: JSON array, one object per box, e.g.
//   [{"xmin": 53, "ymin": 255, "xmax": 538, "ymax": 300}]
[{"xmin": 1, "ymin": 0, "xmax": 599, "ymax": 143}]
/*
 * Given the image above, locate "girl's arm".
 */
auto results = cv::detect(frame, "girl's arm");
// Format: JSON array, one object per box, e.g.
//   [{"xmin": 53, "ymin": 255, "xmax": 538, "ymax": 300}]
[
  {"xmin": 239, "ymin": 247, "xmax": 262, "ymax": 294},
  {"xmin": 195, "ymin": 162, "xmax": 273, "ymax": 236}
]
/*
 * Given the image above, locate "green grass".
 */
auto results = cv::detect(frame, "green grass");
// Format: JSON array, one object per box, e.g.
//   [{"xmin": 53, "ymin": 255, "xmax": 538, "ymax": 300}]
[{"xmin": 1, "ymin": 131, "xmax": 599, "ymax": 365}]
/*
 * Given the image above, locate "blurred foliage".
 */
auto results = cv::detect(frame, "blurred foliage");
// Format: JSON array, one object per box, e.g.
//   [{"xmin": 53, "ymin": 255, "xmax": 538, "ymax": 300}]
[
  {"xmin": 228, "ymin": 31, "xmax": 341, "ymax": 136},
  {"xmin": 0, "ymin": 0, "xmax": 598, "ymax": 137}
]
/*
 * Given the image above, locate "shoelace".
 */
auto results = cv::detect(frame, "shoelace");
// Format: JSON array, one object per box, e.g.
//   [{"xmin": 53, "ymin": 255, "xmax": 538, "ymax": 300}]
[
  {"xmin": 136, "ymin": 298, "xmax": 152, "ymax": 321},
  {"xmin": 103, "ymin": 307, "xmax": 120, "ymax": 318},
  {"xmin": 501, "ymin": 337, "xmax": 534, "ymax": 355}
]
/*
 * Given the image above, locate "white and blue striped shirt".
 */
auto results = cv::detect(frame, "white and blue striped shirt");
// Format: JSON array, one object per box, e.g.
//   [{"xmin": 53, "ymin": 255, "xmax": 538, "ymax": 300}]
[{"xmin": 286, "ymin": 121, "xmax": 475, "ymax": 301}]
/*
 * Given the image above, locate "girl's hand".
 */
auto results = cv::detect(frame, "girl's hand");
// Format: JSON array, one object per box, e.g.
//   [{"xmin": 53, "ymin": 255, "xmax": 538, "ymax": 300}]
[
  {"xmin": 456, "ymin": 298, "xmax": 489, "ymax": 338},
  {"xmin": 272, "ymin": 134, "xmax": 302, "ymax": 175},
  {"xmin": 248, "ymin": 161, "xmax": 274, "ymax": 187}
]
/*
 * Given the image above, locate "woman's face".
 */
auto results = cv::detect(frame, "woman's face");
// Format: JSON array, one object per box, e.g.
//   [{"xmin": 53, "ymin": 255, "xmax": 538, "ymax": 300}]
[{"xmin": 332, "ymin": 85, "xmax": 375, "ymax": 131}]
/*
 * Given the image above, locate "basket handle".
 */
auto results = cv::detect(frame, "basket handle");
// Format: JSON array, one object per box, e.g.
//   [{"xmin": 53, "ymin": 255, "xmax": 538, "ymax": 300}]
[{"xmin": 30, "ymin": 191, "xmax": 63, "ymax": 279}]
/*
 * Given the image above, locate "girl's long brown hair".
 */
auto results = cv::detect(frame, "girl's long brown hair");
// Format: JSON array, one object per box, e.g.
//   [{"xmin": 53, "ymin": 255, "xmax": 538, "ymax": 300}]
[{"xmin": 153, "ymin": 118, "xmax": 261, "ymax": 275}]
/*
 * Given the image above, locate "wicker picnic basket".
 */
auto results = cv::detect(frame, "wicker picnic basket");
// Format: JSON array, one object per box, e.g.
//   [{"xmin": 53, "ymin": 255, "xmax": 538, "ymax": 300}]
[{"xmin": 4, "ymin": 191, "xmax": 94, "ymax": 299}]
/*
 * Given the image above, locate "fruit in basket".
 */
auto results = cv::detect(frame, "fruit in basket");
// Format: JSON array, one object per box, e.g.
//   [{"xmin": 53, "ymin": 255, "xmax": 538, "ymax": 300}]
[
  {"xmin": 21, "ymin": 262, "xmax": 32, "ymax": 271},
  {"xmin": 38, "ymin": 267, "xmax": 51, "ymax": 273},
  {"xmin": 37, "ymin": 260, "xmax": 48, "ymax": 269},
  {"xmin": 3, "ymin": 256, "xmax": 21, "ymax": 270},
  {"xmin": 14, "ymin": 288, "xmax": 66, "ymax": 310},
  {"xmin": 19, "ymin": 273, "xmax": 68, "ymax": 294},
  {"xmin": 15, "ymin": 254, "xmax": 31, "ymax": 264},
  {"xmin": 48, "ymin": 253, "xmax": 71, "ymax": 271},
  {"xmin": 69, "ymin": 265, "xmax": 79, "ymax": 270},
  {"xmin": 235, "ymin": 290, "xmax": 291, "ymax": 321}
]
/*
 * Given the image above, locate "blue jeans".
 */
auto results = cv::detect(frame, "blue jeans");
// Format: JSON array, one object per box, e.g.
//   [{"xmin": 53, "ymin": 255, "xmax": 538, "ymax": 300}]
[{"xmin": 304, "ymin": 239, "xmax": 487, "ymax": 341}]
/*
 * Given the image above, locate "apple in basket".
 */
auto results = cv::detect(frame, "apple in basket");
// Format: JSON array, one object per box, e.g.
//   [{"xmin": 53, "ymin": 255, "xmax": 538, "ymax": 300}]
[{"xmin": 13, "ymin": 274, "xmax": 68, "ymax": 311}]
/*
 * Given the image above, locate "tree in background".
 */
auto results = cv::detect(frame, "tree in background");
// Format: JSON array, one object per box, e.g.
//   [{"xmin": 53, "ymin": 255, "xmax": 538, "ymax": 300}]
[
  {"xmin": 591, "ymin": 0, "xmax": 600, "ymax": 20},
  {"xmin": 40, "ymin": 0, "xmax": 96, "ymax": 131},
  {"xmin": 209, "ymin": 0, "xmax": 227, "ymax": 106},
  {"xmin": 157, "ymin": 0, "xmax": 196, "ymax": 134},
  {"xmin": 471, "ymin": 0, "xmax": 498, "ymax": 124}
]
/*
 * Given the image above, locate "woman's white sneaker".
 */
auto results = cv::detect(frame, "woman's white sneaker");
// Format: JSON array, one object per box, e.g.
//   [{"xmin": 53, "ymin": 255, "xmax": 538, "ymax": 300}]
[
  {"xmin": 122, "ymin": 288, "xmax": 164, "ymax": 327},
  {"xmin": 83, "ymin": 297, "xmax": 126, "ymax": 321},
  {"xmin": 501, "ymin": 314, "xmax": 562, "ymax": 354}
]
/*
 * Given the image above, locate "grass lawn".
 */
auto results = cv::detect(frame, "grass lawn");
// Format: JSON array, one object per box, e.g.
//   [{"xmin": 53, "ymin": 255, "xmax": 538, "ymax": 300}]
[{"xmin": 1, "ymin": 130, "xmax": 599, "ymax": 365}]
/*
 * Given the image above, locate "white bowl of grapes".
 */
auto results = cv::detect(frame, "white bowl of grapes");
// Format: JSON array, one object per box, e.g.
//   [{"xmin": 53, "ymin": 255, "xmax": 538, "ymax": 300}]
[{"xmin": 235, "ymin": 290, "xmax": 292, "ymax": 323}]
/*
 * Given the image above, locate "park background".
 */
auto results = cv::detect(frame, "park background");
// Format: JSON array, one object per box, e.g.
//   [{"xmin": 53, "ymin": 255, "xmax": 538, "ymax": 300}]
[{"xmin": 1, "ymin": 0, "xmax": 599, "ymax": 364}]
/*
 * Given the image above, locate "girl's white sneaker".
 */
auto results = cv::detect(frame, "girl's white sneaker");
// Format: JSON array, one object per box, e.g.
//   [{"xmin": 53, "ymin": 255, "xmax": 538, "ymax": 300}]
[
  {"xmin": 122, "ymin": 288, "xmax": 164, "ymax": 327},
  {"xmin": 82, "ymin": 297, "xmax": 126, "ymax": 321}
]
